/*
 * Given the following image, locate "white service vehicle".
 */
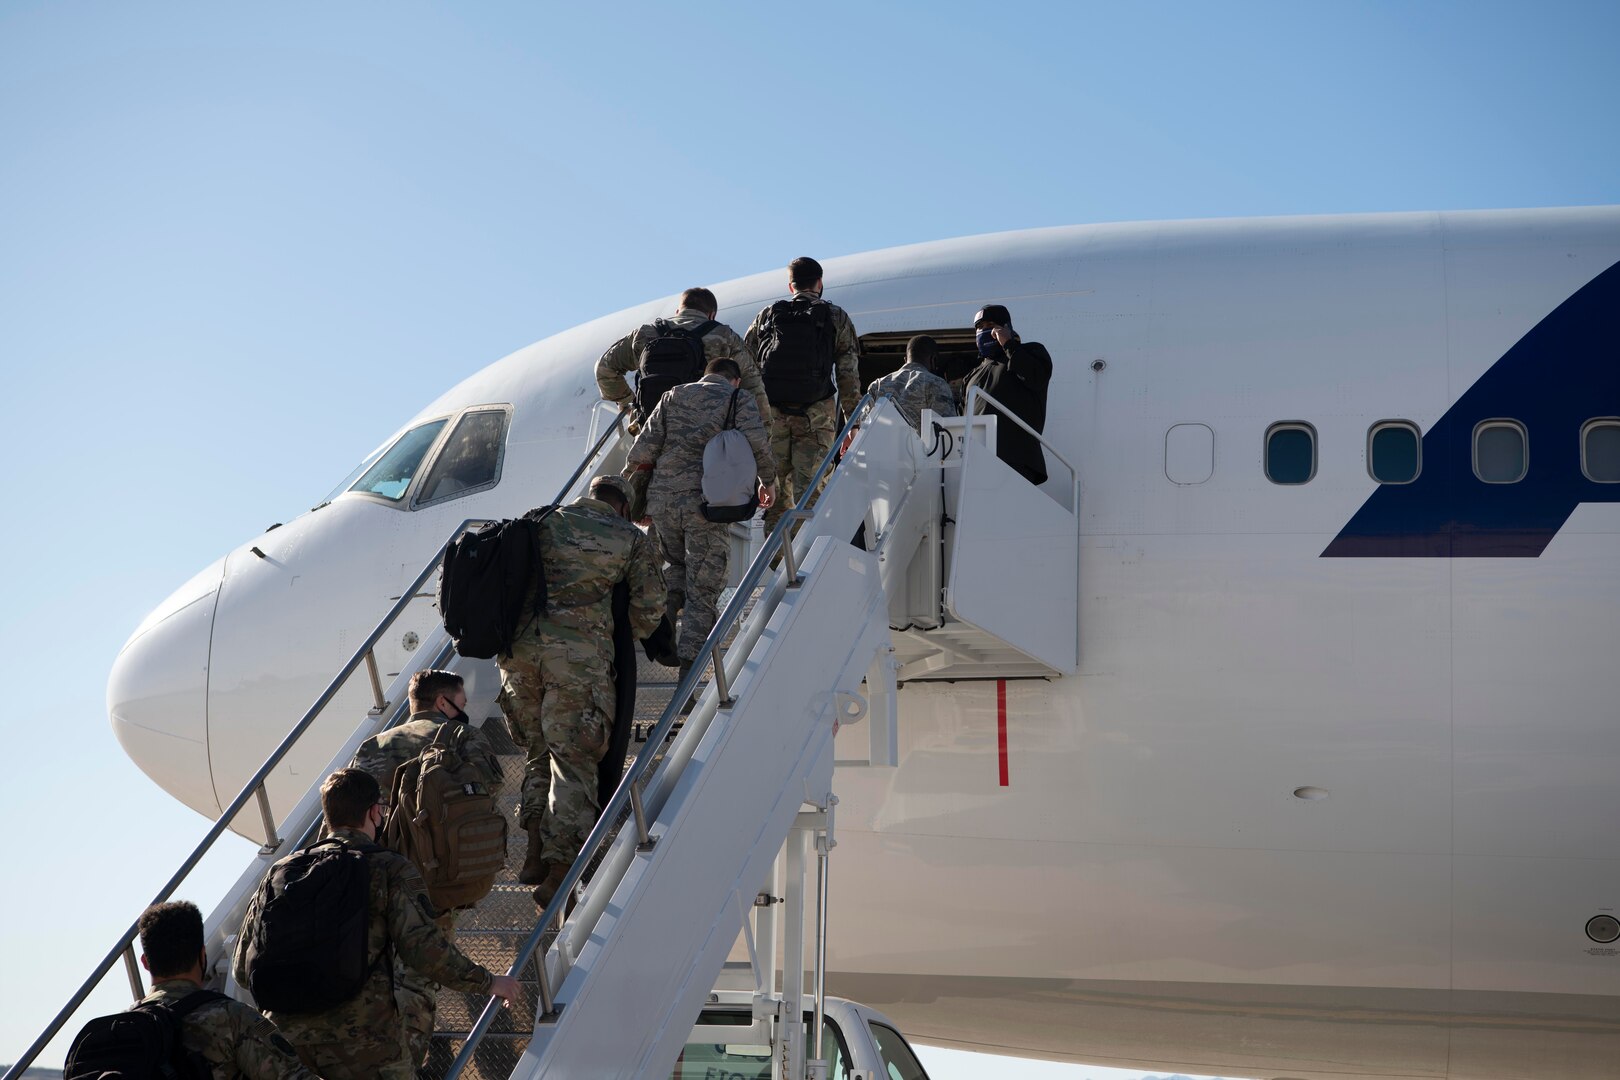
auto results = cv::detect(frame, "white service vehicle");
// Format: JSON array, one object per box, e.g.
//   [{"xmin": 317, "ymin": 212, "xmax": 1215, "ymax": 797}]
[{"xmin": 674, "ymin": 987, "xmax": 930, "ymax": 1080}]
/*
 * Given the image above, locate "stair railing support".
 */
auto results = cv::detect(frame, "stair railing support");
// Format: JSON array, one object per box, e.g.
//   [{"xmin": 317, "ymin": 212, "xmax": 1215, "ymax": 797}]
[
  {"xmin": 253, "ymin": 785, "xmax": 281, "ymax": 855},
  {"xmin": 631, "ymin": 778, "xmax": 655, "ymax": 853},
  {"xmin": 121, "ymin": 944, "xmax": 143, "ymax": 1003},
  {"xmin": 710, "ymin": 643, "xmax": 736, "ymax": 709},
  {"xmin": 532, "ymin": 946, "xmax": 560, "ymax": 1023},
  {"xmin": 364, "ymin": 650, "xmax": 387, "ymax": 713}
]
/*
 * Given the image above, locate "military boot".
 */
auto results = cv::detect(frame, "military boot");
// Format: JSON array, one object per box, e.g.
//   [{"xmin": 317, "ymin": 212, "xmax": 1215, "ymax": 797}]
[
  {"xmin": 678, "ymin": 660, "xmax": 696, "ymax": 717},
  {"xmin": 517, "ymin": 819, "xmax": 547, "ymax": 885},
  {"xmin": 532, "ymin": 861, "xmax": 571, "ymax": 912}
]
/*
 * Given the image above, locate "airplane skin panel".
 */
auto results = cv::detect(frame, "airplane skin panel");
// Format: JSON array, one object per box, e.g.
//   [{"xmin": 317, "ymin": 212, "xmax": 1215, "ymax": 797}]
[
  {"xmin": 828, "ymin": 971, "xmax": 1620, "ymax": 1080},
  {"xmin": 1451, "ymin": 536, "xmax": 1620, "ymax": 861},
  {"xmin": 107, "ymin": 554, "xmax": 224, "ymax": 819}
]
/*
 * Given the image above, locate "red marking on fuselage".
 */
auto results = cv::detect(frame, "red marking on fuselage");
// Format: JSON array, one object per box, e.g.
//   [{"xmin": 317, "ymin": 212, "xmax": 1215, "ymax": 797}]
[{"xmin": 997, "ymin": 679, "xmax": 1009, "ymax": 787}]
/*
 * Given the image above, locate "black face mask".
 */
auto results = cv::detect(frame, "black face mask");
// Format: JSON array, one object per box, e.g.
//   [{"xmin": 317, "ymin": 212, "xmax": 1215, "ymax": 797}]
[
  {"xmin": 976, "ymin": 328, "xmax": 1001, "ymax": 358},
  {"xmin": 441, "ymin": 699, "xmax": 468, "ymax": 724}
]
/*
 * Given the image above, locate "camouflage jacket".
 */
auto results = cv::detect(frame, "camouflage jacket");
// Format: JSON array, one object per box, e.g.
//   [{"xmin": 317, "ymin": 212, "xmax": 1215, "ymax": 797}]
[
  {"xmin": 517, "ymin": 496, "xmax": 665, "ymax": 649},
  {"xmin": 142, "ymin": 978, "xmax": 318, "ymax": 1079},
  {"xmin": 625, "ymin": 373, "xmax": 777, "ymax": 501},
  {"xmin": 743, "ymin": 290, "xmax": 862, "ymax": 420},
  {"xmin": 351, "ymin": 711, "xmax": 503, "ymax": 800},
  {"xmin": 597, "ymin": 308, "xmax": 772, "ymax": 425},
  {"xmin": 232, "ymin": 829, "xmax": 492, "ymax": 1069},
  {"xmin": 865, "ymin": 361, "xmax": 958, "ymax": 433}
]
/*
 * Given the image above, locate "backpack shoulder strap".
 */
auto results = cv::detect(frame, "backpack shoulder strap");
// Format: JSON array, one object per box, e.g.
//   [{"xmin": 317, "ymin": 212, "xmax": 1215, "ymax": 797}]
[
  {"xmin": 689, "ymin": 319, "xmax": 718, "ymax": 340},
  {"xmin": 167, "ymin": 989, "xmax": 229, "ymax": 1020},
  {"xmin": 428, "ymin": 719, "xmax": 467, "ymax": 752},
  {"xmin": 723, "ymin": 388, "xmax": 741, "ymax": 430}
]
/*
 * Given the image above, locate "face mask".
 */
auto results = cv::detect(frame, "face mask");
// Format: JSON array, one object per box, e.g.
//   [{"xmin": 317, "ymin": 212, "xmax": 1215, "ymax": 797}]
[
  {"xmin": 441, "ymin": 699, "xmax": 468, "ymax": 723},
  {"xmin": 976, "ymin": 328, "xmax": 1001, "ymax": 358}
]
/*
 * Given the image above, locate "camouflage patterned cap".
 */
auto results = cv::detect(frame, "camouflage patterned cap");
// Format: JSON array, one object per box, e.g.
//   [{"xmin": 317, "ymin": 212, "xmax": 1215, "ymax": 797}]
[{"xmin": 589, "ymin": 474, "xmax": 632, "ymax": 501}]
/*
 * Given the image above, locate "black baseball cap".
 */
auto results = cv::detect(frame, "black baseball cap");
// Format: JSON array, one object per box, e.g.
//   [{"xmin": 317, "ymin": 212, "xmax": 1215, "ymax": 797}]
[{"xmin": 973, "ymin": 304, "xmax": 1012, "ymax": 328}]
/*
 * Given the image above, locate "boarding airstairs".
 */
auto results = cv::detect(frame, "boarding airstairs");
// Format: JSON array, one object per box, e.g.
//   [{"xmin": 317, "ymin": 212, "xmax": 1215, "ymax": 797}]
[{"xmin": 8, "ymin": 389, "xmax": 1078, "ymax": 1080}]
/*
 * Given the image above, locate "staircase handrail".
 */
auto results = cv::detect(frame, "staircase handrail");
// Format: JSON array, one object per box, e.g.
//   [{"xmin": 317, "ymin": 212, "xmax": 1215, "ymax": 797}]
[
  {"xmin": 5, "ymin": 410, "xmax": 626, "ymax": 1080},
  {"xmin": 962, "ymin": 383, "xmax": 1081, "ymax": 509},
  {"xmin": 444, "ymin": 392, "xmax": 887, "ymax": 1078}
]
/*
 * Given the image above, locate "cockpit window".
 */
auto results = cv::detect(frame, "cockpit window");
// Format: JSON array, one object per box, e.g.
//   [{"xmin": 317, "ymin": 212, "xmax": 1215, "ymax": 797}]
[
  {"xmin": 348, "ymin": 419, "xmax": 449, "ymax": 501},
  {"xmin": 416, "ymin": 409, "xmax": 511, "ymax": 506},
  {"xmin": 321, "ymin": 441, "xmax": 389, "ymax": 506}
]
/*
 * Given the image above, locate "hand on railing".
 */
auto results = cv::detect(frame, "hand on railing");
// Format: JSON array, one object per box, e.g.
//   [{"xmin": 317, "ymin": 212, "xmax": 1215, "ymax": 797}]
[{"xmin": 488, "ymin": 973, "xmax": 519, "ymax": 1004}]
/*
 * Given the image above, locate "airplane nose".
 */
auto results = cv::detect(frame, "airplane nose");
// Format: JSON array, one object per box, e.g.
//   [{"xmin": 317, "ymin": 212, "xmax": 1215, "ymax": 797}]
[{"xmin": 108, "ymin": 556, "xmax": 226, "ymax": 820}]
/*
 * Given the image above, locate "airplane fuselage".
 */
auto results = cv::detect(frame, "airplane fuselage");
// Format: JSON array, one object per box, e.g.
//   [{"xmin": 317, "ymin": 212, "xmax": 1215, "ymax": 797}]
[{"xmin": 110, "ymin": 208, "xmax": 1620, "ymax": 1078}]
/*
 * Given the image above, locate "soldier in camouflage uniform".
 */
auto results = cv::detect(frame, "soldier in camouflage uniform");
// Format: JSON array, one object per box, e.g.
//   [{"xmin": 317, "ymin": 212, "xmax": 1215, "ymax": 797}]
[
  {"xmin": 132, "ymin": 901, "xmax": 319, "ymax": 1079},
  {"xmin": 233, "ymin": 769, "xmax": 518, "ymax": 1080},
  {"xmin": 625, "ymin": 358, "xmax": 776, "ymax": 683},
  {"xmin": 349, "ymin": 668, "xmax": 503, "ymax": 1071},
  {"xmin": 744, "ymin": 257, "xmax": 861, "ymax": 535},
  {"xmin": 597, "ymin": 286, "xmax": 773, "ymax": 427},
  {"xmin": 496, "ymin": 474, "xmax": 665, "ymax": 904},
  {"xmin": 862, "ymin": 334, "xmax": 959, "ymax": 434}
]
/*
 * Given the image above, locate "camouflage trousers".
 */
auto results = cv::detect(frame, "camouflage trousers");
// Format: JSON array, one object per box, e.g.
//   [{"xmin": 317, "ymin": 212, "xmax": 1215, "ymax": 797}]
[
  {"xmin": 395, "ymin": 910, "xmax": 457, "ymax": 1067},
  {"xmin": 648, "ymin": 491, "xmax": 731, "ymax": 663},
  {"xmin": 762, "ymin": 395, "xmax": 837, "ymax": 534},
  {"xmin": 496, "ymin": 638, "xmax": 614, "ymax": 868},
  {"xmin": 276, "ymin": 984, "xmax": 414, "ymax": 1080}
]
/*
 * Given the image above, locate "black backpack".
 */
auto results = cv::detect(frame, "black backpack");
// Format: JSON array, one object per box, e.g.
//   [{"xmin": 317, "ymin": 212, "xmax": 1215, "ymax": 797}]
[
  {"xmin": 635, "ymin": 318, "xmax": 716, "ymax": 417},
  {"xmin": 437, "ymin": 510, "xmax": 554, "ymax": 660},
  {"xmin": 757, "ymin": 299, "xmax": 836, "ymax": 408},
  {"xmin": 239, "ymin": 839, "xmax": 380, "ymax": 1014},
  {"xmin": 63, "ymin": 989, "xmax": 224, "ymax": 1080}
]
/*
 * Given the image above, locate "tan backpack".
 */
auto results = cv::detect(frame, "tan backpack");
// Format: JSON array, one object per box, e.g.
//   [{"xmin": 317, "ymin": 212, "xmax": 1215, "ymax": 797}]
[{"xmin": 383, "ymin": 723, "xmax": 508, "ymax": 911}]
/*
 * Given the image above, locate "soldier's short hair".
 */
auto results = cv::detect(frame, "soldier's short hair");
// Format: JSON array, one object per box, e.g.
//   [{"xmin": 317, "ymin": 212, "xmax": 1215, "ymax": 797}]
[
  {"xmin": 589, "ymin": 475, "xmax": 629, "ymax": 512},
  {"xmin": 705, "ymin": 357, "xmax": 742, "ymax": 381},
  {"xmin": 906, "ymin": 334, "xmax": 940, "ymax": 373},
  {"xmin": 138, "ymin": 900, "xmax": 204, "ymax": 978},
  {"xmin": 788, "ymin": 257, "xmax": 823, "ymax": 289},
  {"xmin": 321, "ymin": 767, "xmax": 382, "ymax": 829},
  {"xmin": 679, "ymin": 287, "xmax": 718, "ymax": 316},
  {"xmin": 409, "ymin": 669, "xmax": 464, "ymax": 711}
]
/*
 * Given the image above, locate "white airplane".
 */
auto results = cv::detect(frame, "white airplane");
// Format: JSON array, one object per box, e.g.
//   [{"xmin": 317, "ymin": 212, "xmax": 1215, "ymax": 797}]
[{"xmin": 106, "ymin": 207, "xmax": 1620, "ymax": 1080}]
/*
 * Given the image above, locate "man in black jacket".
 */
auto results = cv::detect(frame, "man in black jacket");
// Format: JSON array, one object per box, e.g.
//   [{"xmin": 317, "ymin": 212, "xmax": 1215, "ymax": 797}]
[{"xmin": 964, "ymin": 304, "xmax": 1053, "ymax": 486}]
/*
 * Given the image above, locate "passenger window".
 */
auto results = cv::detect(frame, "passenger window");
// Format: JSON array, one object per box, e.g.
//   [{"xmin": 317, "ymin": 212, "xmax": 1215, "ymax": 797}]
[
  {"xmin": 1473, "ymin": 420, "xmax": 1527, "ymax": 484},
  {"xmin": 1265, "ymin": 423, "xmax": 1316, "ymax": 485},
  {"xmin": 1368, "ymin": 421, "xmax": 1421, "ymax": 484},
  {"xmin": 416, "ymin": 408, "xmax": 511, "ymax": 505},
  {"xmin": 1582, "ymin": 419, "xmax": 1620, "ymax": 482},
  {"xmin": 349, "ymin": 419, "xmax": 449, "ymax": 500},
  {"xmin": 869, "ymin": 1022, "xmax": 931, "ymax": 1080}
]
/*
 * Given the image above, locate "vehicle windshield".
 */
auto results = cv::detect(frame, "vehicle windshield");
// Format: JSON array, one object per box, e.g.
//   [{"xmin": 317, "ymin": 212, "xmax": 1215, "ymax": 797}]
[
  {"xmin": 671, "ymin": 1012, "xmax": 847, "ymax": 1079},
  {"xmin": 347, "ymin": 419, "xmax": 449, "ymax": 501}
]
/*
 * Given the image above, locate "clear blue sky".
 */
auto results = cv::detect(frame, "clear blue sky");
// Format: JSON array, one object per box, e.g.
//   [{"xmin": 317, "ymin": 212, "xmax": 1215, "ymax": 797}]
[{"xmin": 2, "ymin": 0, "xmax": 1616, "ymax": 1072}]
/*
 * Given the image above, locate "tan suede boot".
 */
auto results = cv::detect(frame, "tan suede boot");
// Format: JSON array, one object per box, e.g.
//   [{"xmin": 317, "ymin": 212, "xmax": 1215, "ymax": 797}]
[
  {"xmin": 517, "ymin": 819, "xmax": 547, "ymax": 884},
  {"xmin": 532, "ymin": 862, "xmax": 571, "ymax": 911}
]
